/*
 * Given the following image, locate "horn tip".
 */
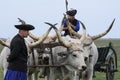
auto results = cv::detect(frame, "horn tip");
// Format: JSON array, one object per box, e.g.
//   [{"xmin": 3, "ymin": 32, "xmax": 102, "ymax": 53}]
[{"xmin": 113, "ymin": 18, "xmax": 115, "ymax": 22}]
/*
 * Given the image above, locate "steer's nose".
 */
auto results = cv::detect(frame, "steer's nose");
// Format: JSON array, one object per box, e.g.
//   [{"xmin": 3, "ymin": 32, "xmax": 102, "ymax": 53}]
[
  {"xmin": 82, "ymin": 66, "xmax": 87, "ymax": 71},
  {"xmin": 84, "ymin": 57, "xmax": 88, "ymax": 61}
]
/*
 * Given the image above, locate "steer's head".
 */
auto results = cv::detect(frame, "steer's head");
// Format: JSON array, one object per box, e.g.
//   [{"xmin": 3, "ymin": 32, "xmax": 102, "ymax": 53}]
[
  {"xmin": 45, "ymin": 22, "xmax": 87, "ymax": 71},
  {"xmin": 52, "ymin": 42, "xmax": 87, "ymax": 72},
  {"xmin": 65, "ymin": 43, "xmax": 87, "ymax": 71},
  {"xmin": 66, "ymin": 19, "xmax": 115, "ymax": 63},
  {"xmin": 80, "ymin": 35, "xmax": 93, "ymax": 62}
]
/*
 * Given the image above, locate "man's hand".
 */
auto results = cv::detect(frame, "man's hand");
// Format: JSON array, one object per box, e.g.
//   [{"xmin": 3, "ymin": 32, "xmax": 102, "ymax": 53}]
[
  {"xmin": 68, "ymin": 22, "xmax": 76, "ymax": 30},
  {"xmin": 61, "ymin": 25, "xmax": 68, "ymax": 31}
]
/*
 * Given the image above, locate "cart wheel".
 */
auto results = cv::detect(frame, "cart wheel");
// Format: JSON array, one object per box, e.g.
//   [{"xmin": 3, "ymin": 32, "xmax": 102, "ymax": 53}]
[{"xmin": 106, "ymin": 57, "xmax": 114, "ymax": 80}]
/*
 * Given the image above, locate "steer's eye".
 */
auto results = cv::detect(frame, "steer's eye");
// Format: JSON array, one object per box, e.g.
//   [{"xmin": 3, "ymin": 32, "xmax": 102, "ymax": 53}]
[
  {"xmin": 72, "ymin": 54, "xmax": 77, "ymax": 57},
  {"xmin": 80, "ymin": 50, "xmax": 83, "ymax": 52}
]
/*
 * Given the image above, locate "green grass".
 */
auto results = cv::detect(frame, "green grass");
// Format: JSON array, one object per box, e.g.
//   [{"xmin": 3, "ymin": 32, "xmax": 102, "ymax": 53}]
[
  {"xmin": 0, "ymin": 45, "xmax": 4, "ymax": 80},
  {"xmin": 94, "ymin": 38, "xmax": 120, "ymax": 47},
  {"xmin": 0, "ymin": 46, "xmax": 3, "ymax": 53},
  {"xmin": 0, "ymin": 69, "xmax": 3, "ymax": 80},
  {"xmin": 0, "ymin": 39, "xmax": 120, "ymax": 80}
]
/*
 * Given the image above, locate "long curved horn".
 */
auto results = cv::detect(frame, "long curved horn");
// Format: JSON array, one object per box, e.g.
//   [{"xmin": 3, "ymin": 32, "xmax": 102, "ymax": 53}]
[
  {"xmin": 29, "ymin": 23, "xmax": 60, "ymax": 41},
  {"xmin": 79, "ymin": 21, "xmax": 86, "ymax": 43},
  {"xmin": 45, "ymin": 22, "xmax": 72, "ymax": 48},
  {"xmin": 45, "ymin": 22, "xmax": 63, "ymax": 41},
  {"xmin": 29, "ymin": 32, "xmax": 58, "ymax": 42},
  {"xmin": 29, "ymin": 27, "xmax": 52, "ymax": 48},
  {"xmin": 45, "ymin": 22, "xmax": 86, "ymax": 47},
  {"xmin": 0, "ymin": 39, "xmax": 10, "ymax": 48},
  {"xmin": 50, "ymin": 25, "xmax": 64, "ymax": 41},
  {"xmin": 29, "ymin": 32, "xmax": 39, "ymax": 41},
  {"xmin": 92, "ymin": 19, "xmax": 115, "ymax": 40}
]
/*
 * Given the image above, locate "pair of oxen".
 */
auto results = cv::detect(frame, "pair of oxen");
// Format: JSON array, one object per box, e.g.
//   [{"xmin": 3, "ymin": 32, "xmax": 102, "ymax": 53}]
[{"xmin": 0, "ymin": 18, "xmax": 115, "ymax": 80}]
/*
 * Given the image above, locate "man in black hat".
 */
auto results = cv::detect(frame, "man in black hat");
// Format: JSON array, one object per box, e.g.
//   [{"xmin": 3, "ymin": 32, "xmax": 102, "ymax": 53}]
[
  {"xmin": 62, "ymin": 9, "xmax": 80, "ymax": 36},
  {"xmin": 4, "ymin": 23, "xmax": 35, "ymax": 80}
]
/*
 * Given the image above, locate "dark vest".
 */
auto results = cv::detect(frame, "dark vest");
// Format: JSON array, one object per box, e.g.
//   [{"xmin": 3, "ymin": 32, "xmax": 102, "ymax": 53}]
[
  {"xmin": 64, "ymin": 19, "xmax": 77, "ymax": 36},
  {"xmin": 7, "ymin": 34, "xmax": 28, "ymax": 72},
  {"xmin": 69, "ymin": 19, "xmax": 77, "ymax": 26}
]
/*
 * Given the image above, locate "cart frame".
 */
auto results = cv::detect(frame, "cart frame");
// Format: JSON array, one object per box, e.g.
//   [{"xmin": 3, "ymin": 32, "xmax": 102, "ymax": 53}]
[{"xmin": 94, "ymin": 42, "xmax": 118, "ymax": 80}]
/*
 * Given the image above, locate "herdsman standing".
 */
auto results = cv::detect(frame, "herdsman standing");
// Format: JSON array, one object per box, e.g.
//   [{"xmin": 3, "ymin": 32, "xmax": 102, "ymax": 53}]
[{"xmin": 4, "ymin": 21, "xmax": 35, "ymax": 80}]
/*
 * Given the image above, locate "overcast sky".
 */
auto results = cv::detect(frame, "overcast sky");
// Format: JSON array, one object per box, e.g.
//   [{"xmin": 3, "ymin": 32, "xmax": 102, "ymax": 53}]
[{"xmin": 0, "ymin": 0, "xmax": 120, "ymax": 38}]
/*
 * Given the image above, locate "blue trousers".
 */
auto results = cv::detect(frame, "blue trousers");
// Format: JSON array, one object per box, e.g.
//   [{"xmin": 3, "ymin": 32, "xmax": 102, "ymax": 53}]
[{"xmin": 4, "ymin": 69, "xmax": 27, "ymax": 80}]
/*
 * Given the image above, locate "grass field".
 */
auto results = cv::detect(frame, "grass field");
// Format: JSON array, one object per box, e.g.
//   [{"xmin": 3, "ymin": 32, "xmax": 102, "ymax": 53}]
[{"xmin": 0, "ymin": 38, "xmax": 120, "ymax": 80}]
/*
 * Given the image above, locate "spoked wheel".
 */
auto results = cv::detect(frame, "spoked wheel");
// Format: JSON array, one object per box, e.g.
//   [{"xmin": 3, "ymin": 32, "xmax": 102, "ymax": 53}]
[{"xmin": 106, "ymin": 57, "xmax": 115, "ymax": 80}]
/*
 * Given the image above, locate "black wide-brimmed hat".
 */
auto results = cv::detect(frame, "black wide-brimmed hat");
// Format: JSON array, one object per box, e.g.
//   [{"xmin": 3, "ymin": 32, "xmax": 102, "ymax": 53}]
[
  {"xmin": 66, "ymin": 9, "xmax": 77, "ymax": 16},
  {"xmin": 15, "ymin": 24, "xmax": 35, "ymax": 30}
]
